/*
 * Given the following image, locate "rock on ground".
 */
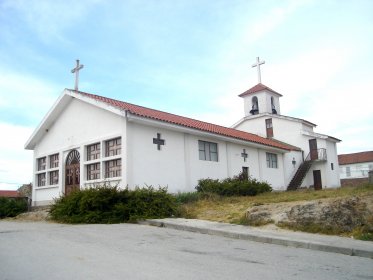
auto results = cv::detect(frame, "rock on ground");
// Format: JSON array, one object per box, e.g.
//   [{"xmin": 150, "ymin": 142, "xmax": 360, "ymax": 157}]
[{"xmin": 246, "ymin": 196, "xmax": 373, "ymax": 233}]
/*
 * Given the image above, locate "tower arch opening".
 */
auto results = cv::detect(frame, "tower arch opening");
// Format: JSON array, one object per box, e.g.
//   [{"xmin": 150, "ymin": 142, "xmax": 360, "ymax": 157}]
[{"xmin": 250, "ymin": 96, "xmax": 259, "ymax": 115}]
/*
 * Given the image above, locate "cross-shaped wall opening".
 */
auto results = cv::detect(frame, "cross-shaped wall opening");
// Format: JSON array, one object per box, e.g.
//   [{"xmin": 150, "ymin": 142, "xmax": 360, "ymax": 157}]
[
  {"xmin": 241, "ymin": 149, "xmax": 248, "ymax": 162},
  {"xmin": 153, "ymin": 133, "xmax": 165, "ymax": 150}
]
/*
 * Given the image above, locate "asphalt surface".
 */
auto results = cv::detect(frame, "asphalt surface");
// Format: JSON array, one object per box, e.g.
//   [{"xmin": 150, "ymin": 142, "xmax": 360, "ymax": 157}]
[
  {"xmin": 141, "ymin": 218, "xmax": 373, "ymax": 259},
  {"xmin": 1, "ymin": 221, "xmax": 372, "ymax": 280}
]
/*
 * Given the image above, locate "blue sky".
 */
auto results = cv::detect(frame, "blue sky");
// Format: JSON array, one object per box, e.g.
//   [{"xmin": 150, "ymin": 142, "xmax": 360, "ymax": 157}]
[{"xmin": 1, "ymin": 0, "xmax": 373, "ymax": 189}]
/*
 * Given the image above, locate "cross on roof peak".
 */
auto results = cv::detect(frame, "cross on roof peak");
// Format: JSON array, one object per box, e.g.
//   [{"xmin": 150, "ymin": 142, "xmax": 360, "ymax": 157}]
[
  {"xmin": 252, "ymin": 57, "xmax": 265, "ymax": 83},
  {"xmin": 71, "ymin": 59, "xmax": 84, "ymax": 91}
]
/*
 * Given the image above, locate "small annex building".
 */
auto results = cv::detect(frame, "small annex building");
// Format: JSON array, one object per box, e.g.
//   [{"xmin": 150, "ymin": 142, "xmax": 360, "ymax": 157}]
[
  {"xmin": 25, "ymin": 80, "xmax": 341, "ymax": 206},
  {"xmin": 338, "ymin": 151, "xmax": 373, "ymax": 186}
]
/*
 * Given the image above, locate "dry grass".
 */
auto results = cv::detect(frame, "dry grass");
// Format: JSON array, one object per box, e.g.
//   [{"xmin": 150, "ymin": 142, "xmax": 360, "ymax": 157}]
[{"xmin": 178, "ymin": 184, "xmax": 373, "ymax": 224}]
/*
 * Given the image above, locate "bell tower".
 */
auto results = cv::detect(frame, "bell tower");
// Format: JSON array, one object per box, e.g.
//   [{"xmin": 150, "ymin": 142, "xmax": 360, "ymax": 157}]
[
  {"xmin": 239, "ymin": 83, "xmax": 282, "ymax": 117},
  {"xmin": 239, "ymin": 57, "xmax": 282, "ymax": 117}
]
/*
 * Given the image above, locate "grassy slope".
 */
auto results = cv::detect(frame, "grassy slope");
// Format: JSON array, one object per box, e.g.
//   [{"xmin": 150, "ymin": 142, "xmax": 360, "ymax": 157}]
[{"xmin": 179, "ymin": 185, "xmax": 373, "ymax": 224}]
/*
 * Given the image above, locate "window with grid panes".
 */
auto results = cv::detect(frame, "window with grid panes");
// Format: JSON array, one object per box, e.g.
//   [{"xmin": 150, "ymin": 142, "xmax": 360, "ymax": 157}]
[
  {"xmin": 37, "ymin": 157, "xmax": 46, "ymax": 171},
  {"xmin": 105, "ymin": 138, "xmax": 121, "ymax": 157},
  {"xmin": 49, "ymin": 154, "xmax": 59, "ymax": 168},
  {"xmin": 105, "ymin": 159, "xmax": 121, "ymax": 178},
  {"xmin": 87, "ymin": 143, "xmax": 100, "ymax": 161},
  {"xmin": 37, "ymin": 173, "xmax": 46, "ymax": 186},
  {"xmin": 87, "ymin": 163, "xmax": 100, "ymax": 180},
  {"xmin": 49, "ymin": 170, "xmax": 59, "ymax": 185},
  {"xmin": 198, "ymin": 140, "xmax": 218, "ymax": 162},
  {"xmin": 266, "ymin": 153, "xmax": 278, "ymax": 168}
]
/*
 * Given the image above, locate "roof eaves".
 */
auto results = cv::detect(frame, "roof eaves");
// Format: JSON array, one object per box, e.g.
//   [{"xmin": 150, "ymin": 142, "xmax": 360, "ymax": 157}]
[
  {"xmin": 127, "ymin": 111, "xmax": 293, "ymax": 152},
  {"xmin": 238, "ymin": 83, "xmax": 283, "ymax": 98}
]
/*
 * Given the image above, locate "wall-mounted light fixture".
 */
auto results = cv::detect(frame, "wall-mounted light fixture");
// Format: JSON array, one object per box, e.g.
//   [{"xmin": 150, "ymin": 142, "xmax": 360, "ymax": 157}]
[{"xmin": 292, "ymin": 157, "xmax": 296, "ymax": 167}]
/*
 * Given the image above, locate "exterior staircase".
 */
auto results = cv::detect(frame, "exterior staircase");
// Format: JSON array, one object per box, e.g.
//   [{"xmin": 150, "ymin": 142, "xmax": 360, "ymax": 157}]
[
  {"xmin": 286, "ymin": 148, "xmax": 327, "ymax": 191},
  {"xmin": 287, "ymin": 160, "xmax": 313, "ymax": 190}
]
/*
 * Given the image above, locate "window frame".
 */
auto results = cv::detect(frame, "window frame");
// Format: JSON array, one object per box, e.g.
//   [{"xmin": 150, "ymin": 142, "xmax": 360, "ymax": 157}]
[
  {"xmin": 37, "ymin": 173, "xmax": 46, "ymax": 187},
  {"xmin": 265, "ymin": 118, "xmax": 273, "ymax": 138},
  {"xmin": 105, "ymin": 159, "xmax": 121, "ymax": 178},
  {"xmin": 49, "ymin": 154, "xmax": 59, "ymax": 169},
  {"xmin": 37, "ymin": 157, "xmax": 46, "ymax": 171},
  {"xmin": 87, "ymin": 142, "xmax": 101, "ymax": 161},
  {"xmin": 83, "ymin": 137, "xmax": 123, "ymax": 184},
  {"xmin": 105, "ymin": 138, "xmax": 121, "ymax": 157},
  {"xmin": 266, "ymin": 153, "xmax": 278, "ymax": 169},
  {"xmin": 198, "ymin": 140, "xmax": 218, "ymax": 162},
  {"xmin": 346, "ymin": 166, "xmax": 351, "ymax": 177},
  {"xmin": 49, "ymin": 170, "xmax": 59, "ymax": 185},
  {"xmin": 87, "ymin": 163, "xmax": 101, "ymax": 181}
]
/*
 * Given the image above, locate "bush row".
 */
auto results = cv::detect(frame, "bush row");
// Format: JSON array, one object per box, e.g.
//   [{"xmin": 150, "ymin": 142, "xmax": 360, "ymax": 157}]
[
  {"xmin": 195, "ymin": 172, "xmax": 272, "ymax": 196},
  {"xmin": 49, "ymin": 186, "xmax": 177, "ymax": 224},
  {"xmin": 0, "ymin": 197, "xmax": 28, "ymax": 218}
]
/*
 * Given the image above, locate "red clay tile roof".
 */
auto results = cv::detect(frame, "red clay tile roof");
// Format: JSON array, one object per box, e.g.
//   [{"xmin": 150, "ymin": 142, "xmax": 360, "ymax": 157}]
[
  {"xmin": 338, "ymin": 151, "xmax": 373, "ymax": 165},
  {"xmin": 0, "ymin": 190, "xmax": 20, "ymax": 198},
  {"xmin": 238, "ymin": 83, "xmax": 282, "ymax": 97},
  {"xmin": 74, "ymin": 90, "xmax": 298, "ymax": 151}
]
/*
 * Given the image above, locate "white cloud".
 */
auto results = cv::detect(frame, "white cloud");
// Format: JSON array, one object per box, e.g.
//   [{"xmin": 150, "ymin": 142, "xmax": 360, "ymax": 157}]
[
  {"xmin": 0, "ymin": 70, "xmax": 60, "ymax": 190},
  {"xmin": 249, "ymin": 0, "xmax": 311, "ymax": 42},
  {"xmin": 0, "ymin": 69, "xmax": 60, "ymax": 124},
  {"xmin": 0, "ymin": 122, "xmax": 33, "ymax": 190}
]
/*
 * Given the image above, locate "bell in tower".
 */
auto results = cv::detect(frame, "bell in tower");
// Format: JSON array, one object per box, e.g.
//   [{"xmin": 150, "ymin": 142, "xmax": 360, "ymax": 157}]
[
  {"xmin": 271, "ymin": 96, "xmax": 277, "ymax": 114},
  {"xmin": 250, "ymin": 96, "xmax": 259, "ymax": 115}
]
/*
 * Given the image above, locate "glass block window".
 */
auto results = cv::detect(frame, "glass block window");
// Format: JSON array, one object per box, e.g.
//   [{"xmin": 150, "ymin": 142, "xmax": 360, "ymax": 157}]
[
  {"xmin": 87, "ymin": 143, "xmax": 101, "ymax": 161},
  {"xmin": 49, "ymin": 170, "xmax": 59, "ymax": 185},
  {"xmin": 37, "ymin": 173, "xmax": 46, "ymax": 187},
  {"xmin": 37, "ymin": 157, "xmax": 46, "ymax": 171},
  {"xmin": 266, "ymin": 153, "xmax": 278, "ymax": 168},
  {"xmin": 198, "ymin": 140, "xmax": 218, "ymax": 162},
  {"xmin": 105, "ymin": 138, "xmax": 121, "ymax": 157},
  {"xmin": 105, "ymin": 159, "xmax": 121, "ymax": 178},
  {"xmin": 87, "ymin": 163, "xmax": 100, "ymax": 180},
  {"xmin": 49, "ymin": 154, "xmax": 59, "ymax": 169}
]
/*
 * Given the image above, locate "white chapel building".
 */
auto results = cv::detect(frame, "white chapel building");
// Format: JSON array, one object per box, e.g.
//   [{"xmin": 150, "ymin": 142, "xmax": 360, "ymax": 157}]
[{"xmin": 25, "ymin": 60, "xmax": 341, "ymax": 206}]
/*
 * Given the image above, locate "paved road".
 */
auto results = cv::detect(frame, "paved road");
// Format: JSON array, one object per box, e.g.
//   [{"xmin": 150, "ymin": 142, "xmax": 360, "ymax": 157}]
[{"xmin": 0, "ymin": 221, "xmax": 372, "ymax": 280}]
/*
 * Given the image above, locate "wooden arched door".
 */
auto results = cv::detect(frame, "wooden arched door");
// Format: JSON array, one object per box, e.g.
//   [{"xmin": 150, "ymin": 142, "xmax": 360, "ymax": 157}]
[{"xmin": 65, "ymin": 149, "xmax": 80, "ymax": 195}]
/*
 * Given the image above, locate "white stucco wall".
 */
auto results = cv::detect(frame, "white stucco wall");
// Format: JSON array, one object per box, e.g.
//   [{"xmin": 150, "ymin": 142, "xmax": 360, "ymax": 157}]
[
  {"xmin": 235, "ymin": 114, "xmax": 341, "ymax": 188},
  {"xmin": 325, "ymin": 140, "xmax": 340, "ymax": 187},
  {"xmin": 340, "ymin": 162, "xmax": 373, "ymax": 179},
  {"xmin": 258, "ymin": 150, "xmax": 285, "ymax": 189},
  {"xmin": 34, "ymin": 98, "xmax": 124, "ymax": 155},
  {"xmin": 126, "ymin": 122, "xmax": 187, "ymax": 192},
  {"xmin": 32, "ymin": 98, "xmax": 126, "ymax": 206},
  {"xmin": 126, "ymin": 120, "xmax": 288, "ymax": 192},
  {"xmin": 226, "ymin": 144, "xmax": 260, "ymax": 179}
]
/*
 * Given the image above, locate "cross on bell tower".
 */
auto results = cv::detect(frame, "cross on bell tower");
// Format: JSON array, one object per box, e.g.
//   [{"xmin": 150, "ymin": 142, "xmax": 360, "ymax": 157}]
[
  {"xmin": 71, "ymin": 59, "xmax": 84, "ymax": 91},
  {"xmin": 252, "ymin": 57, "xmax": 265, "ymax": 83}
]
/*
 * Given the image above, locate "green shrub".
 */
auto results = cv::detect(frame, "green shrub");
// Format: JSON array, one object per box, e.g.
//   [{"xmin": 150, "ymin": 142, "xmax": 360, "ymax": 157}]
[
  {"xmin": 49, "ymin": 186, "xmax": 177, "ymax": 224},
  {"xmin": 195, "ymin": 172, "xmax": 272, "ymax": 196},
  {"xmin": 174, "ymin": 192, "xmax": 202, "ymax": 204},
  {"xmin": 0, "ymin": 197, "xmax": 28, "ymax": 218}
]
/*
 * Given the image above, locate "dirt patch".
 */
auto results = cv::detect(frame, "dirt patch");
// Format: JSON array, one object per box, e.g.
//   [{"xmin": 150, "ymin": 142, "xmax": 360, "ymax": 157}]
[{"xmin": 11, "ymin": 208, "xmax": 51, "ymax": 222}]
